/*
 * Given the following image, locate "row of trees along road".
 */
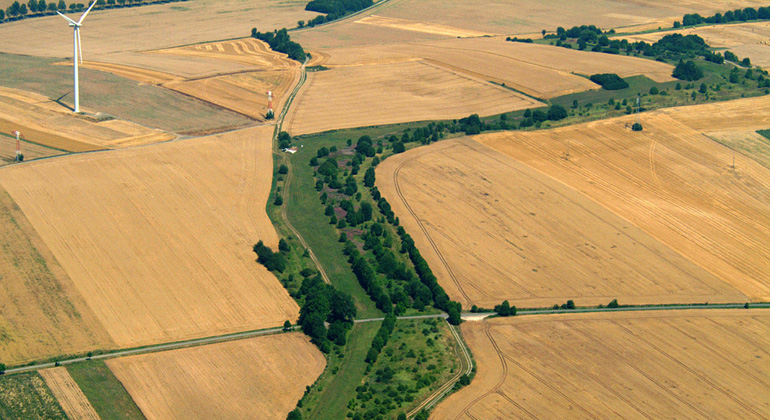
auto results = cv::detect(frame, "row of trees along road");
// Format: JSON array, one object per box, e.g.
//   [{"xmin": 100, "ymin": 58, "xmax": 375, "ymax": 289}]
[{"xmin": 2, "ymin": 0, "xmax": 188, "ymax": 22}]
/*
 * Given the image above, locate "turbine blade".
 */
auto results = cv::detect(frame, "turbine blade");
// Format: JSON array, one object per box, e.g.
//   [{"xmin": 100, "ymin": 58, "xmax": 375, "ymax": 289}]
[
  {"xmin": 57, "ymin": 11, "xmax": 78, "ymax": 25},
  {"xmin": 77, "ymin": 30, "xmax": 83, "ymax": 64},
  {"xmin": 77, "ymin": 0, "xmax": 97, "ymax": 24}
]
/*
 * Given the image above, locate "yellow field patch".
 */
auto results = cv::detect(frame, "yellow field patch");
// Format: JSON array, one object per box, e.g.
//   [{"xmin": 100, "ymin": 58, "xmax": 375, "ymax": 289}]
[
  {"xmin": 284, "ymin": 60, "xmax": 542, "ymax": 135},
  {"xmin": 355, "ymin": 15, "xmax": 491, "ymax": 38},
  {"xmin": 0, "ymin": 126, "xmax": 297, "ymax": 349},
  {"xmin": 153, "ymin": 38, "xmax": 300, "ymax": 70},
  {"xmin": 107, "ymin": 334, "xmax": 325, "ymax": 420},
  {"xmin": 432, "ymin": 310, "xmax": 770, "ymax": 419},
  {"xmin": 40, "ymin": 367, "xmax": 101, "ymax": 420}
]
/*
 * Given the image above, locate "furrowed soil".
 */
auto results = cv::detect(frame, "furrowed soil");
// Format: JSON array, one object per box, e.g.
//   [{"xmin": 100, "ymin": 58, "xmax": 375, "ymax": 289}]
[
  {"xmin": 0, "ymin": 126, "xmax": 298, "ymax": 349},
  {"xmin": 106, "ymin": 333, "xmax": 325, "ymax": 420},
  {"xmin": 376, "ymin": 138, "xmax": 747, "ymax": 309},
  {"xmin": 431, "ymin": 309, "xmax": 770, "ymax": 419},
  {"xmin": 284, "ymin": 60, "xmax": 542, "ymax": 135},
  {"xmin": 475, "ymin": 96, "xmax": 770, "ymax": 302},
  {"xmin": 0, "ymin": 184, "xmax": 113, "ymax": 365},
  {"xmin": 39, "ymin": 367, "xmax": 101, "ymax": 420}
]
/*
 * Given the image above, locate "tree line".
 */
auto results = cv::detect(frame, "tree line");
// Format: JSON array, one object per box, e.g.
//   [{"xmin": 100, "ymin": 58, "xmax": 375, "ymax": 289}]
[
  {"xmin": 251, "ymin": 28, "xmax": 306, "ymax": 62},
  {"xmin": 677, "ymin": 6, "xmax": 770, "ymax": 28},
  {"xmin": 299, "ymin": 0, "xmax": 372, "ymax": 28},
  {"xmin": 2, "ymin": 0, "xmax": 187, "ymax": 22}
]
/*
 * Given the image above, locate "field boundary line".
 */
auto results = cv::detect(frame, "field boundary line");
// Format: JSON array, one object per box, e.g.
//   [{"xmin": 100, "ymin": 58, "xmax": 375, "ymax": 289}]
[{"xmin": 273, "ymin": 57, "xmax": 332, "ymax": 285}]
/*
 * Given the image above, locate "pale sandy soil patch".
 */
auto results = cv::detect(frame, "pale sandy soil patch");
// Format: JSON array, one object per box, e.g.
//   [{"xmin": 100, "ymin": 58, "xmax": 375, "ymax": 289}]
[
  {"xmin": 376, "ymin": 138, "xmax": 747, "ymax": 309},
  {"xmin": 284, "ymin": 60, "xmax": 542, "ymax": 135},
  {"xmin": 39, "ymin": 367, "xmax": 101, "ymax": 420},
  {"xmin": 355, "ymin": 15, "xmax": 490, "ymax": 37},
  {"xmin": 431, "ymin": 310, "xmax": 770, "ymax": 419},
  {"xmin": 0, "ymin": 185, "xmax": 113, "ymax": 365},
  {"xmin": 475, "ymin": 96, "xmax": 770, "ymax": 301},
  {"xmin": 107, "ymin": 334, "xmax": 325, "ymax": 420},
  {"xmin": 0, "ymin": 126, "xmax": 298, "ymax": 348}
]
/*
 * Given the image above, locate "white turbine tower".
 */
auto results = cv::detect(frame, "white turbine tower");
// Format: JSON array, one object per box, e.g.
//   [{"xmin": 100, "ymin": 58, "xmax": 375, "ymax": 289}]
[{"xmin": 57, "ymin": 1, "xmax": 96, "ymax": 113}]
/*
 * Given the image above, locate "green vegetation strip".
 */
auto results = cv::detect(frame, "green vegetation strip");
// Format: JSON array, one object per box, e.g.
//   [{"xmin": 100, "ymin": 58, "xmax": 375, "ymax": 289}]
[
  {"xmin": 0, "ymin": 372, "xmax": 67, "ymax": 420},
  {"xmin": 67, "ymin": 361, "xmax": 146, "ymax": 420}
]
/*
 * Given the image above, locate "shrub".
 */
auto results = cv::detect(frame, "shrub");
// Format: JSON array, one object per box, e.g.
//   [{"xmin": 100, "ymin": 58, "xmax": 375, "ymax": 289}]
[
  {"xmin": 589, "ymin": 73, "xmax": 629, "ymax": 90},
  {"xmin": 632, "ymin": 123, "xmax": 643, "ymax": 131},
  {"xmin": 607, "ymin": 299, "xmax": 619, "ymax": 308},
  {"xmin": 672, "ymin": 60, "xmax": 703, "ymax": 81},
  {"xmin": 278, "ymin": 164, "xmax": 289, "ymax": 174}
]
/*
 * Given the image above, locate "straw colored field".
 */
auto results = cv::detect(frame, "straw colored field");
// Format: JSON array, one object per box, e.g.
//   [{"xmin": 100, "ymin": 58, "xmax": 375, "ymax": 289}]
[
  {"xmin": 0, "ymin": 134, "xmax": 65, "ymax": 165},
  {"xmin": 39, "ymin": 368, "xmax": 101, "ymax": 420},
  {"xmin": 376, "ymin": 139, "xmax": 747, "ymax": 309},
  {"xmin": 0, "ymin": 185, "xmax": 113, "ymax": 365},
  {"xmin": 75, "ymin": 61, "xmax": 180, "ymax": 84},
  {"xmin": 295, "ymin": 0, "xmax": 767, "ymax": 48},
  {"xmin": 318, "ymin": 38, "xmax": 674, "ymax": 98},
  {"xmin": 705, "ymin": 130, "xmax": 770, "ymax": 169},
  {"xmin": 622, "ymin": 21, "xmax": 770, "ymax": 68},
  {"xmin": 0, "ymin": 0, "xmax": 318, "ymax": 59},
  {"xmin": 284, "ymin": 60, "xmax": 542, "ymax": 135},
  {"xmin": 164, "ymin": 70, "xmax": 297, "ymax": 120},
  {"xmin": 0, "ymin": 89, "xmax": 175, "ymax": 151},
  {"xmin": 153, "ymin": 38, "xmax": 300, "ymax": 70},
  {"xmin": 431, "ymin": 310, "xmax": 770, "ymax": 419},
  {"xmin": 0, "ymin": 54, "xmax": 253, "ymax": 134},
  {"xmin": 0, "ymin": 126, "xmax": 298, "ymax": 348},
  {"xmin": 354, "ymin": 15, "xmax": 490, "ymax": 38},
  {"xmin": 475, "ymin": 96, "xmax": 770, "ymax": 302},
  {"xmin": 106, "ymin": 334, "xmax": 325, "ymax": 420}
]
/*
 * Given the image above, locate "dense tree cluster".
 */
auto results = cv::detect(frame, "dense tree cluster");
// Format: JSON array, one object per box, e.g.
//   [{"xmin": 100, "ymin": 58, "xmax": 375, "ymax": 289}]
[
  {"xmin": 589, "ymin": 73, "xmax": 629, "ymax": 90},
  {"xmin": 677, "ymin": 7, "xmax": 770, "ymax": 27},
  {"xmin": 303, "ymin": 0, "xmax": 372, "ymax": 27},
  {"xmin": 296, "ymin": 275, "xmax": 356, "ymax": 352},
  {"xmin": 251, "ymin": 28, "xmax": 306, "ymax": 61},
  {"xmin": 494, "ymin": 300, "xmax": 516, "ymax": 317},
  {"xmin": 672, "ymin": 60, "xmax": 704, "ymax": 81}
]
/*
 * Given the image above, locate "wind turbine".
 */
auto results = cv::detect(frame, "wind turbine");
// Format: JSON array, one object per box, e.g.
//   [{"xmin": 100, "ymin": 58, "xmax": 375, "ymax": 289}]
[{"xmin": 57, "ymin": 1, "xmax": 96, "ymax": 113}]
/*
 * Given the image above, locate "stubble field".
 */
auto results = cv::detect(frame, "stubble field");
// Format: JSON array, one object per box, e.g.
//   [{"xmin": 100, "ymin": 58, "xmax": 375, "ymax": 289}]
[
  {"xmin": 376, "ymin": 138, "xmax": 748, "ymax": 309},
  {"xmin": 0, "ymin": 184, "xmax": 113, "ymax": 365},
  {"xmin": 0, "ymin": 126, "xmax": 298, "ymax": 349},
  {"xmin": 284, "ymin": 60, "xmax": 542, "ymax": 135},
  {"xmin": 431, "ymin": 310, "xmax": 770, "ymax": 419},
  {"xmin": 39, "ymin": 367, "xmax": 101, "ymax": 420},
  {"xmin": 106, "ymin": 333, "xmax": 325, "ymax": 420}
]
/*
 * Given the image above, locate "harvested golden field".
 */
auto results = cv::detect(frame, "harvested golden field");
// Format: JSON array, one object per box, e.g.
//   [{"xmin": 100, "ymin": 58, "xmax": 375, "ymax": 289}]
[
  {"xmin": 0, "ymin": 0, "xmax": 318, "ymax": 59},
  {"xmin": 0, "ymin": 184, "xmax": 113, "ymax": 365},
  {"xmin": 475, "ymin": 96, "xmax": 770, "ymax": 302},
  {"xmin": 0, "ymin": 126, "xmax": 298, "ymax": 348},
  {"xmin": 431, "ymin": 310, "xmax": 770, "ymax": 419},
  {"xmin": 153, "ymin": 38, "xmax": 299, "ymax": 70},
  {"xmin": 317, "ymin": 38, "xmax": 674, "ymax": 98},
  {"xmin": 0, "ymin": 134, "xmax": 64, "ymax": 165},
  {"xmin": 705, "ymin": 130, "xmax": 770, "ymax": 169},
  {"xmin": 621, "ymin": 21, "xmax": 770, "ymax": 68},
  {"xmin": 284, "ymin": 60, "xmax": 542, "ymax": 135},
  {"xmin": 73, "ymin": 61, "xmax": 180, "ymax": 85},
  {"xmin": 295, "ymin": 0, "xmax": 767, "ymax": 48},
  {"xmin": 39, "ymin": 368, "xmax": 101, "ymax": 420},
  {"xmin": 376, "ymin": 139, "xmax": 747, "ymax": 309},
  {"xmin": 163, "ymin": 70, "xmax": 297, "ymax": 120},
  {"xmin": 354, "ymin": 15, "xmax": 490, "ymax": 38},
  {"xmin": 0, "ymin": 87, "xmax": 174, "ymax": 151},
  {"xmin": 106, "ymin": 334, "xmax": 325, "ymax": 420}
]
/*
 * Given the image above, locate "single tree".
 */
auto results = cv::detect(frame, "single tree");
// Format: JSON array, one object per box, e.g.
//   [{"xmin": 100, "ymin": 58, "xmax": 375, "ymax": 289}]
[{"xmin": 283, "ymin": 320, "xmax": 292, "ymax": 332}]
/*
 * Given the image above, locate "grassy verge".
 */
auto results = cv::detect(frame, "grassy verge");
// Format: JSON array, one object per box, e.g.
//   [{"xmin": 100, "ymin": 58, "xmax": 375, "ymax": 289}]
[
  {"xmin": 66, "ymin": 361, "xmax": 144, "ymax": 420},
  {"xmin": 0, "ymin": 372, "xmax": 67, "ymax": 419},
  {"xmin": 301, "ymin": 321, "xmax": 381, "ymax": 419},
  {"xmin": 66, "ymin": 361, "xmax": 145, "ymax": 420}
]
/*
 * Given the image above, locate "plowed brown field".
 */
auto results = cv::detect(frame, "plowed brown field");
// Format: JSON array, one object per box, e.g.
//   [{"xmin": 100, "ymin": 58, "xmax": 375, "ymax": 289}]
[
  {"xmin": 376, "ymin": 139, "xmax": 747, "ymax": 309},
  {"xmin": 39, "ymin": 367, "xmax": 101, "ymax": 420},
  {"xmin": 0, "ymin": 185, "xmax": 113, "ymax": 365},
  {"xmin": 284, "ymin": 60, "xmax": 542, "ymax": 135},
  {"xmin": 431, "ymin": 310, "xmax": 770, "ymax": 419},
  {"xmin": 106, "ymin": 333, "xmax": 325, "ymax": 420},
  {"xmin": 0, "ymin": 126, "xmax": 297, "ymax": 348}
]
